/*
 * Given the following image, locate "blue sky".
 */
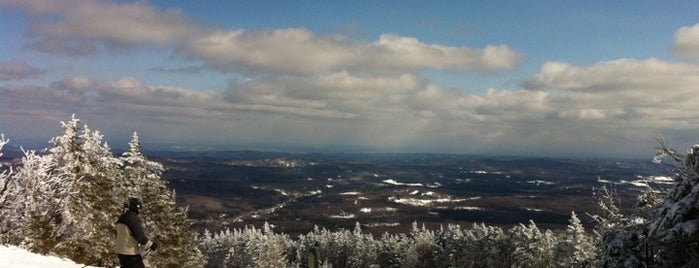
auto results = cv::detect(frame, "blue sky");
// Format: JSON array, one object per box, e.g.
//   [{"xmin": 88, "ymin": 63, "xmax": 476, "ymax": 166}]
[{"xmin": 2, "ymin": 0, "xmax": 699, "ymax": 157}]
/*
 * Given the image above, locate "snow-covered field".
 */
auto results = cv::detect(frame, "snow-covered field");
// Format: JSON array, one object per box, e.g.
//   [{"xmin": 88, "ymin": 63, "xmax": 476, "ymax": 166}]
[{"xmin": 1, "ymin": 245, "xmax": 101, "ymax": 268}]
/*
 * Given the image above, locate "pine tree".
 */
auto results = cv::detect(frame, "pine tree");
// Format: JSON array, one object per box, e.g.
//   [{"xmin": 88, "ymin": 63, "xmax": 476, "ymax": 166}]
[
  {"xmin": 2, "ymin": 117, "xmax": 208, "ymax": 267},
  {"xmin": 121, "ymin": 132, "xmax": 205, "ymax": 268},
  {"xmin": 590, "ymin": 185, "xmax": 647, "ymax": 268},
  {"xmin": 198, "ymin": 223, "xmax": 291, "ymax": 268},
  {"xmin": 376, "ymin": 232, "xmax": 411, "ymax": 268},
  {"xmin": 0, "ymin": 148, "xmax": 72, "ymax": 253},
  {"xmin": 462, "ymin": 223, "xmax": 507, "ymax": 267},
  {"xmin": 46, "ymin": 116, "xmax": 124, "ymax": 266},
  {"xmin": 649, "ymin": 142, "xmax": 699, "ymax": 267},
  {"xmin": 555, "ymin": 212, "xmax": 595, "ymax": 267},
  {"xmin": 507, "ymin": 220, "xmax": 554, "ymax": 268},
  {"xmin": 403, "ymin": 222, "xmax": 437, "ymax": 268},
  {"xmin": 433, "ymin": 224, "xmax": 464, "ymax": 267}
]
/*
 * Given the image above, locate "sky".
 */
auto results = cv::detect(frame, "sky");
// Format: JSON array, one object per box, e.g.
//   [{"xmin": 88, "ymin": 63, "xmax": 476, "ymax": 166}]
[{"xmin": 2, "ymin": 0, "xmax": 699, "ymax": 157}]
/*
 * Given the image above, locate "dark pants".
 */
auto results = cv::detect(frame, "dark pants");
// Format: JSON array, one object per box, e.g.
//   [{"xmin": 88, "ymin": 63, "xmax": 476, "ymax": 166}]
[{"xmin": 118, "ymin": 254, "xmax": 145, "ymax": 268}]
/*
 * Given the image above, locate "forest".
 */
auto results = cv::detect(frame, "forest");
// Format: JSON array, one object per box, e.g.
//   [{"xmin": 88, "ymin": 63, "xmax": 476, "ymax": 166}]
[{"xmin": 1, "ymin": 116, "xmax": 698, "ymax": 267}]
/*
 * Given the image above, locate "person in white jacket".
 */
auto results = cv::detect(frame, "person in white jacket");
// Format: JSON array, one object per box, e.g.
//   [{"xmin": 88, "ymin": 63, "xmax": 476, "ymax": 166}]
[{"xmin": 115, "ymin": 198, "xmax": 158, "ymax": 268}]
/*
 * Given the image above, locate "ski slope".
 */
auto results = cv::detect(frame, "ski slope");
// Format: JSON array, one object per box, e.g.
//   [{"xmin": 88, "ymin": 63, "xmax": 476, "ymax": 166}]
[{"xmin": 1, "ymin": 245, "xmax": 101, "ymax": 268}]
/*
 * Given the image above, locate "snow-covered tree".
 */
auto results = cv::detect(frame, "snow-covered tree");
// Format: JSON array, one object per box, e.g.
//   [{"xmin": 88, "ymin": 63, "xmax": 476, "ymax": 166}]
[
  {"xmin": 0, "ymin": 147, "xmax": 72, "ymax": 253},
  {"xmin": 121, "ymin": 132, "xmax": 205, "ymax": 268},
  {"xmin": 648, "ymin": 141, "xmax": 699, "ymax": 267},
  {"xmin": 0, "ymin": 134, "xmax": 12, "ymax": 234},
  {"xmin": 42, "ymin": 117, "xmax": 124, "ymax": 266},
  {"xmin": 402, "ymin": 222, "xmax": 437, "ymax": 268},
  {"xmin": 555, "ymin": 212, "xmax": 595, "ymax": 267},
  {"xmin": 2, "ymin": 117, "xmax": 206, "ymax": 267},
  {"xmin": 298, "ymin": 223, "xmax": 378, "ymax": 268},
  {"xmin": 376, "ymin": 232, "xmax": 412, "ymax": 268},
  {"xmin": 433, "ymin": 224, "xmax": 464, "ymax": 267},
  {"xmin": 199, "ymin": 223, "xmax": 291, "ymax": 268},
  {"xmin": 462, "ymin": 223, "xmax": 508, "ymax": 267},
  {"xmin": 506, "ymin": 220, "xmax": 555, "ymax": 268},
  {"xmin": 589, "ymin": 185, "xmax": 650, "ymax": 267}
]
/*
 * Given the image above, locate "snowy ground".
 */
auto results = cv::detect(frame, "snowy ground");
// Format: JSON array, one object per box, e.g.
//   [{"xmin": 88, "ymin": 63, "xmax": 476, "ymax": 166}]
[{"xmin": 1, "ymin": 245, "xmax": 101, "ymax": 268}]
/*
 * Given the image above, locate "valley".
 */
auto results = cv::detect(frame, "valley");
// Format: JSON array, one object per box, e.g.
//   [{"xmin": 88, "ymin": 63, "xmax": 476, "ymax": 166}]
[{"xmin": 152, "ymin": 151, "xmax": 673, "ymax": 236}]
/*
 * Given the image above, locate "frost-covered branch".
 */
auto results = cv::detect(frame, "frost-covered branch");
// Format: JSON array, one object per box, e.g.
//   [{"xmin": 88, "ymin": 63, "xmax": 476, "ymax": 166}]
[{"xmin": 0, "ymin": 134, "xmax": 13, "ymax": 207}]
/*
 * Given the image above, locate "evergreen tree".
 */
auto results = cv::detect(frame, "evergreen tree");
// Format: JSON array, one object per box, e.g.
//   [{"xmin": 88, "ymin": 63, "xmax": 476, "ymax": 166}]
[
  {"xmin": 464, "ymin": 223, "xmax": 508, "ymax": 267},
  {"xmin": 376, "ymin": 232, "xmax": 411, "ymax": 268},
  {"xmin": 47, "ymin": 117, "xmax": 124, "ymax": 266},
  {"xmin": 0, "ymin": 148, "xmax": 71, "ymax": 253},
  {"xmin": 2, "ymin": 117, "xmax": 207, "ymax": 267},
  {"xmin": 507, "ymin": 220, "xmax": 554, "ymax": 268},
  {"xmin": 590, "ymin": 185, "xmax": 647, "ymax": 268},
  {"xmin": 433, "ymin": 224, "xmax": 464, "ymax": 267},
  {"xmin": 199, "ymin": 223, "xmax": 291, "ymax": 268},
  {"xmin": 649, "ymin": 142, "xmax": 699, "ymax": 267},
  {"xmin": 555, "ymin": 212, "xmax": 595, "ymax": 267},
  {"xmin": 121, "ymin": 132, "xmax": 205, "ymax": 268},
  {"xmin": 403, "ymin": 222, "xmax": 437, "ymax": 268}
]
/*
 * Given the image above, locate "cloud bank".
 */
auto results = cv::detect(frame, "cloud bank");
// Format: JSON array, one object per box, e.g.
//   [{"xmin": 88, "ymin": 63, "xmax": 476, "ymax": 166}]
[{"xmin": 2, "ymin": 0, "xmax": 699, "ymax": 157}]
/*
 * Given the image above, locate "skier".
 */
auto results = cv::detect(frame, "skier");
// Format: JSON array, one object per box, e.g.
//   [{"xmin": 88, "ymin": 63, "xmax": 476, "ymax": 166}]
[{"xmin": 115, "ymin": 197, "xmax": 158, "ymax": 268}]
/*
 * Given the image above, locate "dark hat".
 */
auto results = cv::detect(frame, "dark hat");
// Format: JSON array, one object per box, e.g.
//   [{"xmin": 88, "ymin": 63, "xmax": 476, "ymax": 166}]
[{"xmin": 126, "ymin": 197, "xmax": 142, "ymax": 212}]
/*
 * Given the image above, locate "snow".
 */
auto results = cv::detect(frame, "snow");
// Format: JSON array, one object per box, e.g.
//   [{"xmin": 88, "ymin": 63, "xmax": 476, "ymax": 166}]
[
  {"xmin": 454, "ymin": 206, "xmax": 483, "ymax": 211},
  {"xmin": 1, "ymin": 245, "xmax": 102, "ymax": 268},
  {"xmin": 360, "ymin": 207, "xmax": 397, "ymax": 213},
  {"xmin": 382, "ymin": 179, "xmax": 423, "ymax": 187},
  {"xmin": 525, "ymin": 208, "xmax": 545, "ymax": 212},
  {"xmin": 526, "ymin": 180, "xmax": 556, "ymax": 185},
  {"xmin": 388, "ymin": 196, "xmax": 470, "ymax": 206},
  {"xmin": 329, "ymin": 212, "xmax": 356, "ymax": 219}
]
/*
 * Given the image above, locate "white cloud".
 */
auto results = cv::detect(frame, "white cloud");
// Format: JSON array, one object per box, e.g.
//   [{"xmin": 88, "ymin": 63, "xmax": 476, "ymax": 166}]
[
  {"xmin": 0, "ymin": 61, "xmax": 44, "ymax": 80},
  {"xmin": 526, "ymin": 59, "xmax": 699, "ymax": 122},
  {"xmin": 1, "ymin": 0, "xmax": 201, "ymax": 54},
  {"xmin": 3, "ymin": 0, "xmax": 522, "ymax": 73},
  {"xmin": 673, "ymin": 23, "xmax": 699, "ymax": 62},
  {"xmin": 524, "ymin": 59, "xmax": 699, "ymax": 92},
  {"xmin": 1, "ymin": 64, "xmax": 697, "ymax": 157},
  {"xmin": 3, "ymin": 0, "xmax": 699, "ymax": 157},
  {"xmin": 182, "ymin": 29, "xmax": 522, "ymax": 75}
]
